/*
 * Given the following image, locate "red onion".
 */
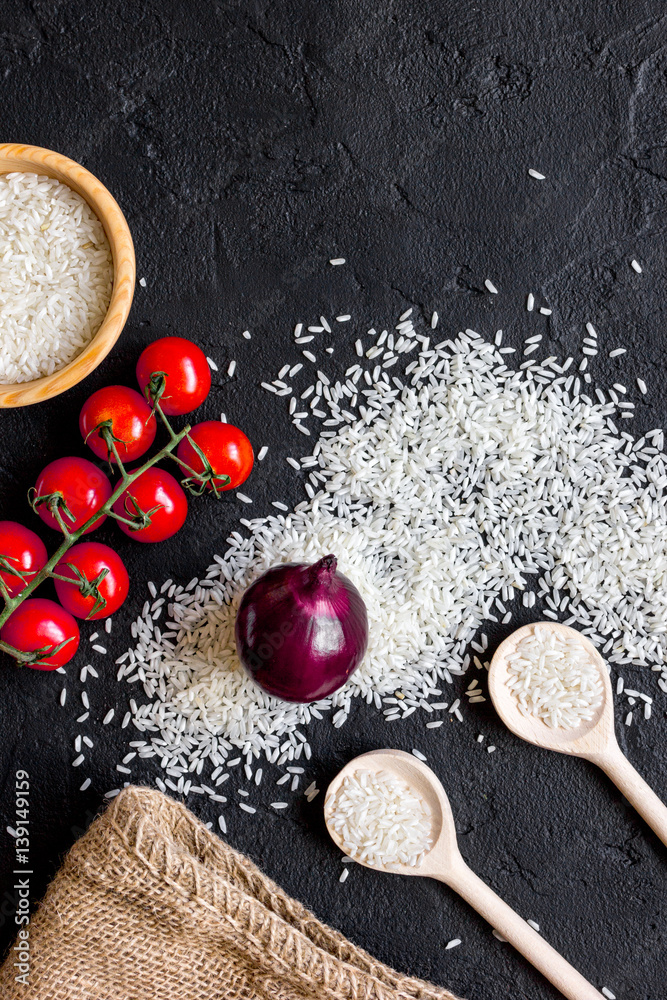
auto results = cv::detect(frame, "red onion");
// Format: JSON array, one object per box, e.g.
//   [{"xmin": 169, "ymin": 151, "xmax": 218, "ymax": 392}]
[{"xmin": 235, "ymin": 554, "xmax": 368, "ymax": 703}]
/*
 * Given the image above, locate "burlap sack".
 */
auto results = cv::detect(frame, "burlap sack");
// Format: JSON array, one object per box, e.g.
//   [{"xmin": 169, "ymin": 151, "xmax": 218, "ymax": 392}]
[{"xmin": 0, "ymin": 785, "xmax": 463, "ymax": 1000}]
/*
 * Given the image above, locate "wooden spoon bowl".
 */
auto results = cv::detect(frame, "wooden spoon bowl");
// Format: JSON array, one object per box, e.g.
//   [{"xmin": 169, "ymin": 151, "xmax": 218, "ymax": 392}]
[
  {"xmin": 488, "ymin": 621, "xmax": 614, "ymax": 757},
  {"xmin": 324, "ymin": 749, "xmax": 455, "ymax": 878},
  {"xmin": 0, "ymin": 143, "xmax": 135, "ymax": 407}
]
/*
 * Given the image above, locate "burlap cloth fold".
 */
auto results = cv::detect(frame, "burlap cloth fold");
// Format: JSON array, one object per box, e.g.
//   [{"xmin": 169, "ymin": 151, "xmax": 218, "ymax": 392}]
[{"xmin": 0, "ymin": 786, "xmax": 462, "ymax": 1000}]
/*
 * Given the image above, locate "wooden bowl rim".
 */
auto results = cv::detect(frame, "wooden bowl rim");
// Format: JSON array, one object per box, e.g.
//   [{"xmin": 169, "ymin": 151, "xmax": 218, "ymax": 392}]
[{"xmin": 0, "ymin": 142, "xmax": 135, "ymax": 408}]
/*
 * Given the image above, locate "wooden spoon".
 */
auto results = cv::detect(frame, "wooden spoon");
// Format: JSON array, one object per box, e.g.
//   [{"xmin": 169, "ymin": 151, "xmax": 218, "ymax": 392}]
[
  {"xmin": 488, "ymin": 621, "xmax": 667, "ymax": 846},
  {"xmin": 324, "ymin": 749, "xmax": 605, "ymax": 1000}
]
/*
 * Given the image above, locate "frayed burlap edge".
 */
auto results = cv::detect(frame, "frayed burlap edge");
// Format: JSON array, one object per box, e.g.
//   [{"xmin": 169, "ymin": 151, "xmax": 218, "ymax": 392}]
[{"xmin": 0, "ymin": 786, "xmax": 463, "ymax": 1000}]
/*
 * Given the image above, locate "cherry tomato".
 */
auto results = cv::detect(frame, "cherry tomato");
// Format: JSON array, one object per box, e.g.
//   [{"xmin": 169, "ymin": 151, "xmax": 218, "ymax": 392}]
[
  {"xmin": 54, "ymin": 542, "xmax": 130, "ymax": 620},
  {"xmin": 136, "ymin": 336, "xmax": 211, "ymax": 416},
  {"xmin": 0, "ymin": 522, "xmax": 48, "ymax": 598},
  {"xmin": 112, "ymin": 467, "xmax": 187, "ymax": 543},
  {"xmin": 0, "ymin": 597, "xmax": 80, "ymax": 670},
  {"xmin": 34, "ymin": 457, "xmax": 112, "ymax": 534},
  {"xmin": 80, "ymin": 386, "xmax": 157, "ymax": 463},
  {"xmin": 176, "ymin": 421, "xmax": 253, "ymax": 492}
]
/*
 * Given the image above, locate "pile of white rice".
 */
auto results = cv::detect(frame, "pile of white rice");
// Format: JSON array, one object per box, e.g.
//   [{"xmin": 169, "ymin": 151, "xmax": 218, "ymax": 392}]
[
  {"xmin": 326, "ymin": 768, "xmax": 433, "ymax": 868},
  {"xmin": 0, "ymin": 171, "xmax": 113, "ymax": 383},
  {"xmin": 115, "ymin": 315, "xmax": 667, "ymax": 782},
  {"xmin": 505, "ymin": 625, "xmax": 604, "ymax": 728}
]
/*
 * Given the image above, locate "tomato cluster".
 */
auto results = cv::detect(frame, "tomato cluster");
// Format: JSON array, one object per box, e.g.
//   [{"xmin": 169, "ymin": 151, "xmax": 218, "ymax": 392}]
[{"xmin": 0, "ymin": 337, "xmax": 254, "ymax": 671}]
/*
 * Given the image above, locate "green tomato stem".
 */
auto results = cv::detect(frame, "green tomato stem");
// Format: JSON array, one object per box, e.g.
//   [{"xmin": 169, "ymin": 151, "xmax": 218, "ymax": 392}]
[
  {"xmin": 0, "ymin": 638, "xmax": 35, "ymax": 663},
  {"xmin": 105, "ymin": 508, "xmax": 146, "ymax": 530},
  {"xmin": 106, "ymin": 434, "xmax": 127, "ymax": 477}
]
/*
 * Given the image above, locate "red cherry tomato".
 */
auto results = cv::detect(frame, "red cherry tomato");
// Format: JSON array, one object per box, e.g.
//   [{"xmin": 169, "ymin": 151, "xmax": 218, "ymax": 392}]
[
  {"xmin": 176, "ymin": 421, "xmax": 253, "ymax": 492},
  {"xmin": 112, "ymin": 467, "xmax": 187, "ymax": 543},
  {"xmin": 54, "ymin": 542, "xmax": 130, "ymax": 620},
  {"xmin": 0, "ymin": 597, "xmax": 80, "ymax": 670},
  {"xmin": 34, "ymin": 457, "xmax": 112, "ymax": 534},
  {"xmin": 0, "ymin": 522, "xmax": 48, "ymax": 598},
  {"xmin": 79, "ymin": 386, "xmax": 157, "ymax": 463},
  {"xmin": 136, "ymin": 336, "xmax": 211, "ymax": 416}
]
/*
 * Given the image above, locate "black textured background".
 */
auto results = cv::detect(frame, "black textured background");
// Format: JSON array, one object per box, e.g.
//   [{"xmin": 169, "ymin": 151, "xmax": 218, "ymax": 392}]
[{"xmin": 1, "ymin": 3, "xmax": 667, "ymax": 998}]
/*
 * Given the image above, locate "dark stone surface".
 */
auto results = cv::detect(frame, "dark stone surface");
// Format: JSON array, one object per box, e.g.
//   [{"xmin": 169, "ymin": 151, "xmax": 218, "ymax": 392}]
[{"xmin": 1, "ymin": 2, "xmax": 667, "ymax": 997}]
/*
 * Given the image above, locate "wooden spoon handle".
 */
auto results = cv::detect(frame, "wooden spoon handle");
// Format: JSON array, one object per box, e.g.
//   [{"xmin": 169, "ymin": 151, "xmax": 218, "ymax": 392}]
[
  {"xmin": 598, "ymin": 744, "xmax": 667, "ymax": 846},
  {"xmin": 444, "ymin": 859, "xmax": 604, "ymax": 1000}
]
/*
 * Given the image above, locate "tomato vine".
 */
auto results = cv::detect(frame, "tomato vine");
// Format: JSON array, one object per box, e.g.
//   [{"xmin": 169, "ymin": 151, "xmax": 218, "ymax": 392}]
[{"xmin": 0, "ymin": 388, "xmax": 219, "ymax": 665}]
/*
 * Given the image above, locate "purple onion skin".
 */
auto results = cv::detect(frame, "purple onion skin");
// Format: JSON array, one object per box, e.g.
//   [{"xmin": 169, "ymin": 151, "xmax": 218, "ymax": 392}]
[{"xmin": 235, "ymin": 555, "xmax": 368, "ymax": 703}]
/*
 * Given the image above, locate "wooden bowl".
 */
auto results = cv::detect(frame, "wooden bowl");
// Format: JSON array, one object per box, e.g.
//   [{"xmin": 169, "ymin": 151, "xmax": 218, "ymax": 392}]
[{"xmin": 0, "ymin": 143, "xmax": 135, "ymax": 407}]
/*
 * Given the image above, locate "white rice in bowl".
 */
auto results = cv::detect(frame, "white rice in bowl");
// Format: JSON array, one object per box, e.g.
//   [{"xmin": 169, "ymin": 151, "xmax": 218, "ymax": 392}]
[
  {"xmin": 505, "ymin": 624, "xmax": 604, "ymax": 729},
  {"xmin": 327, "ymin": 768, "xmax": 433, "ymax": 868},
  {"xmin": 0, "ymin": 171, "xmax": 113, "ymax": 383}
]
